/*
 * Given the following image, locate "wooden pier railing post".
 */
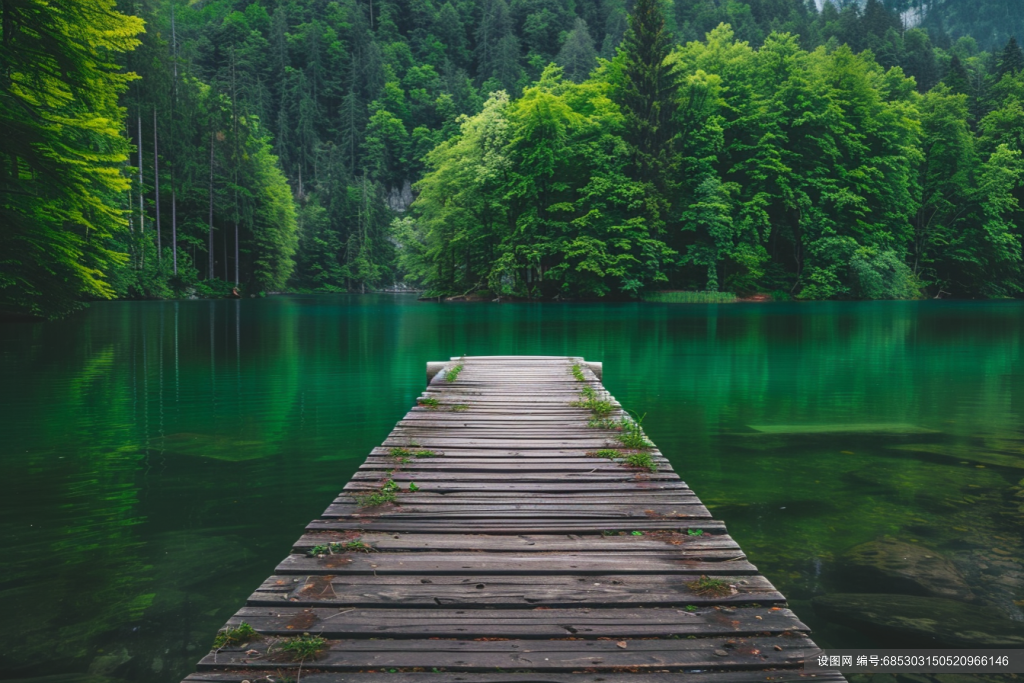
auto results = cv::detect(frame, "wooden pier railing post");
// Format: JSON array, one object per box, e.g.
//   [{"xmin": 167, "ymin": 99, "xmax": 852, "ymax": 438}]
[{"xmin": 183, "ymin": 356, "xmax": 833, "ymax": 683}]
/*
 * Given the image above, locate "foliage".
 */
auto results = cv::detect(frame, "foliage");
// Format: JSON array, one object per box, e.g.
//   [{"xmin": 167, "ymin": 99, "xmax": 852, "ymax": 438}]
[
  {"xmin": 407, "ymin": 13, "xmax": 1024, "ymax": 300},
  {"xmin": 0, "ymin": 0, "xmax": 143, "ymax": 318},
  {"xmin": 686, "ymin": 575, "xmax": 733, "ymax": 597},
  {"xmin": 445, "ymin": 363, "xmax": 464, "ymax": 382},
  {"xmin": 7, "ymin": 0, "xmax": 1024, "ymax": 313},
  {"xmin": 212, "ymin": 622, "xmax": 260, "ymax": 649},
  {"xmin": 617, "ymin": 413, "xmax": 652, "ymax": 450},
  {"xmin": 570, "ymin": 386, "xmax": 614, "ymax": 416},
  {"xmin": 644, "ymin": 291, "xmax": 737, "ymax": 303},
  {"xmin": 306, "ymin": 541, "xmax": 376, "ymax": 556},
  {"xmin": 277, "ymin": 633, "xmax": 326, "ymax": 661},
  {"xmin": 624, "ymin": 451, "xmax": 657, "ymax": 471},
  {"xmin": 355, "ymin": 478, "xmax": 400, "ymax": 506}
]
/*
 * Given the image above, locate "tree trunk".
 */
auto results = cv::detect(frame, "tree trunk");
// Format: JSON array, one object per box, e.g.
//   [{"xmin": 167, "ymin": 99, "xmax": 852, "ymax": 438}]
[
  {"xmin": 154, "ymin": 108, "xmax": 161, "ymax": 261},
  {"xmin": 171, "ymin": 189, "xmax": 177, "ymax": 275},
  {"xmin": 234, "ymin": 191, "xmax": 240, "ymax": 286},
  {"xmin": 138, "ymin": 113, "xmax": 144, "ymax": 268},
  {"xmin": 208, "ymin": 130, "xmax": 215, "ymax": 280}
]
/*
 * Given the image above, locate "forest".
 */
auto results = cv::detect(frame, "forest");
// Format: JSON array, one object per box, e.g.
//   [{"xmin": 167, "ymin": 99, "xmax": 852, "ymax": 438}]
[{"xmin": 2, "ymin": 0, "xmax": 1023, "ymax": 317}]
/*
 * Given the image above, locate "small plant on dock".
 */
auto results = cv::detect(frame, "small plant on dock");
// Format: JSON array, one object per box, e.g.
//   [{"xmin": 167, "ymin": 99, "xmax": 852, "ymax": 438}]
[
  {"xmin": 589, "ymin": 449, "xmax": 620, "ymax": 459},
  {"xmin": 445, "ymin": 363, "xmax": 464, "ymax": 382},
  {"xmin": 587, "ymin": 416, "xmax": 618, "ymax": 429},
  {"xmin": 212, "ymin": 622, "xmax": 260, "ymax": 649},
  {"xmin": 687, "ymin": 528, "xmax": 704, "ymax": 536},
  {"xmin": 308, "ymin": 539, "xmax": 376, "ymax": 556},
  {"xmin": 417, "ymin": 397, "xmax": 441, "ymax": 409},
  {"xmin": 414, "ymin": 449, "xmax": 440, "ymax": 457},
  {"xmin": 355, "ymin": 478, "xmax": 399, "ymax": 507},
  {"xmin": 617, "ymin": 413, "xmax": 652, "ymax": 450},
  {"xmin": 451, "ymin": 404, "xmax": 469, "ymax": 412},
  {"xmin": 390, "ymin": 447, "xmax": 412, "ymax": 464},
  {"xmin": 342, "ymin": 539, "xmax": 375, "ymax": 552},
  {"xmin": 625, "ymin": 451, "xmax": 657, "ymax": 472},
  {"xmin": 571, "ymin": 386, "xmax": 613, "ymax": 417},
  {"xmin": 277, "ymin": 633, "xmax": 327, "ymax": 661},
  {"xmin": 571, "ymin": 364, "xmax": 585, "ymax": 381},
  {"xmin": 631, "ymin": 530, "xmax": 644, "ymax": 536},
  {"xmin": 408, "ymin": 482, "xmax": 420, "ymax": 492},
  {"xmin": 686, "ymin": 575, "xmax": 733, "ymax": 597}
]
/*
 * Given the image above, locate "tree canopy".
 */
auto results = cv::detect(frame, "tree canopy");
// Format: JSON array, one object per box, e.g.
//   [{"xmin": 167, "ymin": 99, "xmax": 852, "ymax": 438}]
[{"xmin": 2, "ymin": 0, "xmax": 1023, "ymax": 315}]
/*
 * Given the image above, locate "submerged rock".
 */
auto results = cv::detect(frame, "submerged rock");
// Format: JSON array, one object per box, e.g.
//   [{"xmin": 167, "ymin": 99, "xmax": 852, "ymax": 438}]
[
  {"xmin": 888, "ymin": 443, "xmax": 1024, "ymax": 469},
  {"xmin": 840, "ymin": 538, "xmax": 977, "ymax": 603},
  {"xmin": 87, "ymin": 647, "xmax": 131, "ymax": 676},
  {"xmin": 813, "ymin": 593, "xmax": 1024, "ymax": 648}
]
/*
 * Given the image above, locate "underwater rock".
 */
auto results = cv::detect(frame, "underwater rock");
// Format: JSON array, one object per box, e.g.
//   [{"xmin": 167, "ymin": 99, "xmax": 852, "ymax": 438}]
[
  {"xmin": 813, "ymin": 593, "xmax": 1024, "ymax": 648},
  {"xmin": 840, "ymin": 538, "xmax": 977, "ymax": 603},
  {"xmin": 5, "ymin": 676, "xmax": 128, "ymax": 683},
  {"xmin": 888, "ymin": 444, "xmax": 1024, "ymax": 469},
  {"xmin": 86, "ymin": 647, "xmax": 131, "ymax": 676},
  {"xmin": 161, "ymin": 432, "xmax": 267, "ymax": 462},
  {"xmin": 749, "ymin": 423, "xmax": 939, "ymax": 435}
]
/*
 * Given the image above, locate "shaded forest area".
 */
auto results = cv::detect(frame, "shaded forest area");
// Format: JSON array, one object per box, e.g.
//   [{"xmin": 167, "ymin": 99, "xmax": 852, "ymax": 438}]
[{"xmin": 2, "ymin": 0, "xmax": 1024, "ymax": 317}]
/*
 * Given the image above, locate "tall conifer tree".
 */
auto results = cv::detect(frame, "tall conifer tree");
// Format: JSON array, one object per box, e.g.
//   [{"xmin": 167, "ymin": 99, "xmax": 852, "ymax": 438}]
[{"xmin": 614, "ymin": 0, "xmax": 679, "ymax": 234}]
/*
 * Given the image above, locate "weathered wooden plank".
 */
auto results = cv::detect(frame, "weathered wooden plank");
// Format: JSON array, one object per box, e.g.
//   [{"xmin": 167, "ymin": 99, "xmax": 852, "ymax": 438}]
[
  {"xmin": 306, "ymin": 519, "xmax": 728, "ymax": 534},
  {"xmin": 362, "ymin": 458, "xmax": 672, "ymax": 467},
  {"xmin": 386, "ymin": 430, "xmax": 634, "ymax": 439},
  {"xmin": 369, "ymin": 448, "xmax": 660, "ymax": 458},
  {"xmin": 219, "ymin": 605, "xmax": 807, "ymax": 638},
  {"xmin": 383, "ymin": 439, "xmax": 627, "ymax": 449},
  {"xmin": 196, "ymin": 634, "xmax": 818, "ymax": 671},
  {"xmin": 275, "ymin": 551, "xmax": 754, "ymax": 575},
  {"xmin": 329, "ymin": 497, "xmax": 696, "ymax": 507},
  {"xmin": 251, "ymin": 572, "xmax": 782, "ymax": 607},
  {"xmin": 323, "ymin": 504, "xmax": 708, "ymax": 520},
  {"xmin": 351, "ymin": 472, "xmax": 680, "ymax": 482},
  {"xmin": 186, "ymin": 671, "xmax": 841, "ymax": 683},
  {"xmin": 359, "ymin": 461, "xmax": 671, "ymax": 471},
  {"xmin": 342, "ymin": 481, "xmax": 688, "ymax": 491},
  {"xmin": 292, "ymin": 531, "xmax": 734, "ymax": 552}
]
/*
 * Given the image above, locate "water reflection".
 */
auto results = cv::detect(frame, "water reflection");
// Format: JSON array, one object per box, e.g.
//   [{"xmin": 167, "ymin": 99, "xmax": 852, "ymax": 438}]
[{"xmin": 1, "ymin": 297, "xmax": 1023, "ymax": 680}]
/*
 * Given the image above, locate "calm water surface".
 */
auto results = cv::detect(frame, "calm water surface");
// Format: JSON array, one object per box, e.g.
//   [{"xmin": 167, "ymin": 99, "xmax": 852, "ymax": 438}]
[{"xmin": 2, "ymin": 296, "xmax": 1024, "ymax": 681}]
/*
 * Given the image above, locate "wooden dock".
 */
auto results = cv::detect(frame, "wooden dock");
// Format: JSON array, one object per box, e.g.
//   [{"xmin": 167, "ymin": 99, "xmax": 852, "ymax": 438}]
[{"xmin": 183, "ymin": 356, "xmax": 837, "ymax": 683}]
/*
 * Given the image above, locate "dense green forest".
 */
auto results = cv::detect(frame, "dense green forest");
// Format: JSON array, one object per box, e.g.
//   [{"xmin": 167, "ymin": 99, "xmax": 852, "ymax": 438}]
[{"xmin": 2, "ymin": 0, "xmax": 1023, "ymax": 317}]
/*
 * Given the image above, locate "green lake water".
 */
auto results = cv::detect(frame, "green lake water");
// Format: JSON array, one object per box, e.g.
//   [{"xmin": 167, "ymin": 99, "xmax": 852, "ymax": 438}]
[{"xmin": 3, "ymin": 295, "xmax": 1024, "ymax": 681}]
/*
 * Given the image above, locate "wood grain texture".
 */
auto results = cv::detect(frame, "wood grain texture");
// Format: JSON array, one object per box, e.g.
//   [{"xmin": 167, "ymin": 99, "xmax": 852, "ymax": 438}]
[{"xmin": 181, "ymin": 356, "xmax": 832, "ymax": 683}]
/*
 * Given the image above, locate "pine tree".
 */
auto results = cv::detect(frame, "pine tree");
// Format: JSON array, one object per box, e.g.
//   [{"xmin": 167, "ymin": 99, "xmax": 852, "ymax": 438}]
[
  {"xmin": 997, "ymin": 36, "xmax": 1024, "ymax": 78},
  {"xmin": 493, "ymin": 34, "xmax": 524, "ymax": 93},
  {"xmin": 862, "ymin": 0, "xmax": 901, "ymax": 39},
  {"xmin": 556, "ymin": 17, "xmax": 598, "ymax": 83},
  {"xmin": 944, "ymin": 54, "xmax": 970, "ymax": 94},
  {"xmin": 616, "ymin": 0, "xmax": 679, "ymax": 189},
  {"xmin": 434, "ymin": 2, "xmax": 469, "ymax": 65},
  {"xmin": 476, "ymin": 0, "xmax": 515, "ymax": 84}
]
